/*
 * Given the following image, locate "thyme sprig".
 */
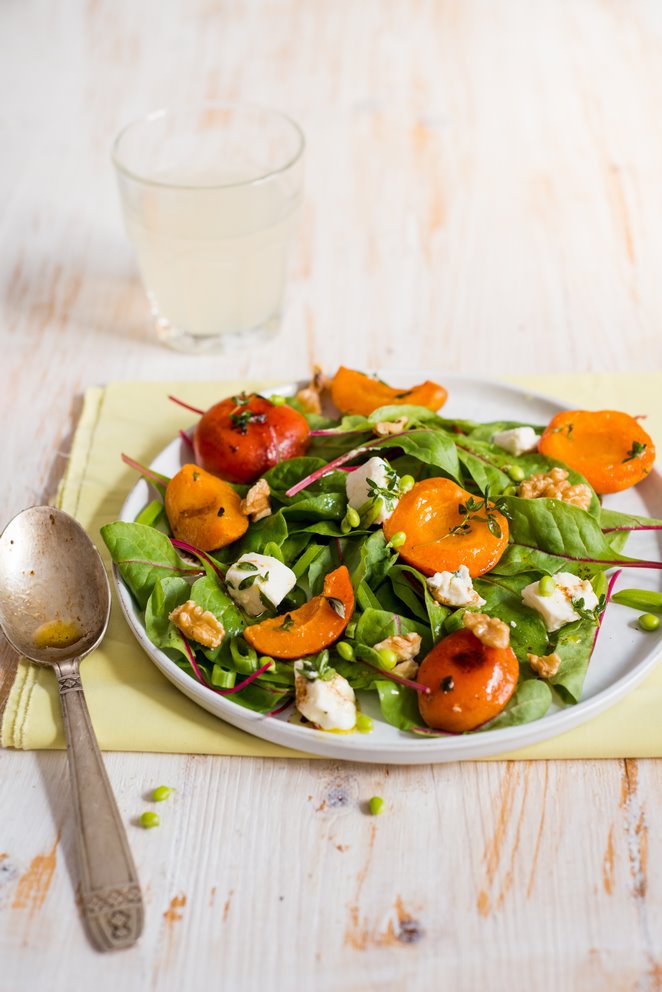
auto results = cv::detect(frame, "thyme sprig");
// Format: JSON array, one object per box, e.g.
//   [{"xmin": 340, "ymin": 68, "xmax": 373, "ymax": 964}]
[{"xmin": 623, "ymin": 440, "xmax": 647, "ymax": 463}]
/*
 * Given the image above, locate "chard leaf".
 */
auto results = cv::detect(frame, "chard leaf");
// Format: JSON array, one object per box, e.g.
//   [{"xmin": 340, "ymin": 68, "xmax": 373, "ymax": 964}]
[
  {"xmin": 599, "ymin": 507, "xmax": 662, "ymax": 530},
  {"xmin": 500, "ymin": 496, "xmax": 629, "ymax": 563},
  {"xmin": 101, "ymin": 522, "xmax": 194, "ymax": 609}
]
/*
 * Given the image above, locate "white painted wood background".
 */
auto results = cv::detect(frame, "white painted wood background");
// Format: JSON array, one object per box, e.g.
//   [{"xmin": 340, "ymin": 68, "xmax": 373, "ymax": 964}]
[{"xmin": 1, "ymin": 0, "xmax": 662, "ymax": 988}]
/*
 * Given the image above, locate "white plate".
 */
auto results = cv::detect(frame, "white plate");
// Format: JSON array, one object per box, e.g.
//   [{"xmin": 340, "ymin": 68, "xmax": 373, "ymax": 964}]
[{"xmin": 113, "ymin": 373, "xmax": 662, "ymax": 764}]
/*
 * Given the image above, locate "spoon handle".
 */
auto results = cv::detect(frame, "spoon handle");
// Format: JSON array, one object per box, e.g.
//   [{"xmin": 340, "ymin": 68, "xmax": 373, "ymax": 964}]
[{"xmin": 55, "ymin": 658, "xmax": 144, "ymax": 951}]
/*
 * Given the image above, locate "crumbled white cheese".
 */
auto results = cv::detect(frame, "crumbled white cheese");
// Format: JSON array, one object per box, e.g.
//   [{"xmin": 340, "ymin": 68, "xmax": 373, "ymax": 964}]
[
  {"xmin": 294, "ymin": 663, "xmax": 357, "ymax": 731},
  {"xmin": 226, "ymin": 553, "xmax": 296, "ymax": 617},
  {"xmin": 521, "ymin": 572, "xmax": 599, "ymax": 632},
  {"xmin": 491, "ymin": 426, "xmax": 540, "ymax": 457},
  {"xmin": 426, "ymin": 565, "xmax": 486, "ymax": 608},
  {"xmin": 345, "ymin": 456, "xmax": 399, "ymax": 524}
]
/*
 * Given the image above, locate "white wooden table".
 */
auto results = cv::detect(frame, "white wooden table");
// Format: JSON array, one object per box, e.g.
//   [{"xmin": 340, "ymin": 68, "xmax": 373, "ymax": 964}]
[{"xmin": 2, "ymin": 1, "xmax": 662, "ymax": 988}]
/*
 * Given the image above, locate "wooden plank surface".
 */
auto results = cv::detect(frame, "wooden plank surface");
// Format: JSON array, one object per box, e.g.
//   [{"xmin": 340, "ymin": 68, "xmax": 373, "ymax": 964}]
[{"xmin": 1, "ymin": 0, "xmax": 662, "ymax": 988}]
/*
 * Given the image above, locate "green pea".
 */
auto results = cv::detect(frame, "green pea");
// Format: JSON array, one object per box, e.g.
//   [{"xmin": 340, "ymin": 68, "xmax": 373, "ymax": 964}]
[
  {"xmin": 152, "ymin": 786, "xmax": 174, "ymax": 803},
  {"xmin": 508, "ymin": 465, "xmax": 526, "ymax": 482},
  {"xmin": 355, "ymin": 713, "xmax": 373, "ymax": 733},
  {"xmin": 336, "ymin": 640, "xmax": 355, "ymax": 661},
  {"xmin": 502, "ymin": 485, "xmax": 517, "ymax": 497},
  {"xmin": 261, "ymin": 656, "xmax": 276, "ymax": 671},
  {"xmin": 139, "ymin": 811, "xmax": 160, "ymax": 829},
  {"xmin": 368, "ymin": 796, "xmax": 385, "ymax": 816},
  {"xmin": 269, "ymin": 394, "xmax": 286, "ymax": 406},
  {"xmin": 377, "ymin": 647, "xmax": 398, "ymax": 670},
  {"xmin": 264, "ymin": 541, "xmax": 284, "ymax": 562},
  {"xmin": 539, "ymin": 575, "xmax": 556, "ymax": 597},
  {"xmin": 638, "ymin": 613, "xmax": 661, "ymax": 632},
  {"xmin": 399, "ymin": 474, "xmax": 415, "ymax": 494},
  {"xmin": 389, "ymin": 531, "xmax": 407, "ymax": 549},
  {"xmin": 346, "ymin": 507, "xmax": 361, "ymax": 528}
]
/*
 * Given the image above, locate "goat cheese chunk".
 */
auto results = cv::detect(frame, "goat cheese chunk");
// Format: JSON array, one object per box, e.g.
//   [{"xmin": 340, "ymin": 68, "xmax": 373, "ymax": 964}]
[
  {"xmin": 345, "ymin": 456, "xmax": 399, "ymax": 524},
  {"xmin": 491, "ymin": 426, "xmax": 539, "ymax": 457},
  {"xmin": 521, "ymin": 572, "xmax": 599, "ymax": 632},
  {"xmin": 226, "ymin": 553, "xmax": 296, "ymax": 617},
  {"xmin": 294, "ymin": 663, "xmax": 357, "ymax": 731},
  {"xmin": 426, "ymin": 565, "xmax": 486, "ymax": 608}
]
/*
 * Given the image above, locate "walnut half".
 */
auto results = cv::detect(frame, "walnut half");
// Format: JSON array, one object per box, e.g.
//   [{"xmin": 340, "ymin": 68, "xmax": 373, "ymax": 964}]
[
  {"xmin": 241, "ymin": 478, "xmax": 271, "ymax": 522},
  {"xmin": 462, "ymin": 612, "xmax": 510, "ymax": 649},
  {"xmin": 169, "ymin": 600, "xmax": 225, "ymax": 649},
  {"xmin": 373, "ymin": 632, "xmax": 422, "ymax": 661},
  {"xmin": 373, "ymin": 416, "xmax": 408, "ymax": 437},
  {"xmin": 294, "ymin": 364, "xmax": 330, "ymax": 415},
  {"xmin": 527, "ymin": 651, "xmax": 561, "ymax": 678}
]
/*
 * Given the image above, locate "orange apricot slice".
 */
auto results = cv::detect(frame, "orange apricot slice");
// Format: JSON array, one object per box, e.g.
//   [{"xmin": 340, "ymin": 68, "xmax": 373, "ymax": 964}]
[
  {"xmin": 383, "ymin": 478, "xmax": 509, "ymax": 577},
  {"xmin": 165, "ymin": 464, "xmax": 248, "ymax": 551},
  {"xmin": 243, "ymin": 566, "xmax": 355, "ymax": 659},
  {"xmin": 330, "ymin": 366, "xmax": 448, "ymax": 417},
  {"xmin": 417, "ymin": 628, "xmax": 519, "ymax": 732},
  {"xmin": 538, "ymin": 410, "xmax": 655, "ymax": 494}
]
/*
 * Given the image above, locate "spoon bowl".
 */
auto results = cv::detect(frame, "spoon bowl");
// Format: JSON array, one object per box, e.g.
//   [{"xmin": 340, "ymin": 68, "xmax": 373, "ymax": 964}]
[
  {"xmin": 0, "ymin": 506, "xmax": 110, "ymax": 665},
  {"xmin": 0, "ymin": 506, "xmax": 143, "ymax": 952}
]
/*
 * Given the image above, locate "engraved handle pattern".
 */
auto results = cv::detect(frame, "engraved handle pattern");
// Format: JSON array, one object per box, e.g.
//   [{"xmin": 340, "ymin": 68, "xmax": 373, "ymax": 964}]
[{"xmin": 56, "ymin": 660, "xmax": 144, "ymax": 951}]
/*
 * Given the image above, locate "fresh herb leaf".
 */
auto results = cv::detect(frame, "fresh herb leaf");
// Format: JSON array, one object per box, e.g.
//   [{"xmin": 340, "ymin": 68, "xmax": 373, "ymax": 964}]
[
  {"xmin": 230, "ymin": 409, "xmax": 268, "ymax": 434},
  {"xmin": 622, "ymin": 440, "xmax": 647, "ymax": 463},
  {"xmin": 326, "ymin": 596, "xmax": 346, "ymax": 619}
]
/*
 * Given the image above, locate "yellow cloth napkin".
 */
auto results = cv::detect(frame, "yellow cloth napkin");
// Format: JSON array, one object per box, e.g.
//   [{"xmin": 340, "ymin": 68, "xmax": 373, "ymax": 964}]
[{"xmin": 2, "ymin": 375, "xmax": 661, "ymax": 759}]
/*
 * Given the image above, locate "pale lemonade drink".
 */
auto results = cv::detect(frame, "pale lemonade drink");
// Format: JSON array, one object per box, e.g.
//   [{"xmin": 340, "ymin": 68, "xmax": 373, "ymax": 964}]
[{"xmin": 113, "ymin": 105, "xmax": 304, "ymax": 351}]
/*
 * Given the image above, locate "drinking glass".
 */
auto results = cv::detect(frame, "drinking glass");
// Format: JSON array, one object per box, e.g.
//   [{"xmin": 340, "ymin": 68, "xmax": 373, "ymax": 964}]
[{"xmin": 112, "ymin": 104, "xmax": 304, "ymax": 352}]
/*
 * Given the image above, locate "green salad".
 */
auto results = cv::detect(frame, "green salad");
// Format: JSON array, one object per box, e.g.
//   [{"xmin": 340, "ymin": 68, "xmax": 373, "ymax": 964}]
[{"xmin": 102, "ymin": 388, "xmax": 662, "ymax": 738}]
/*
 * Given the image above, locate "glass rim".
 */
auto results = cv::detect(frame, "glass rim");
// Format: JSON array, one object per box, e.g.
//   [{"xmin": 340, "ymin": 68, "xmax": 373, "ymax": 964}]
[{"xmin": 111, "ymin": 101, "xmax": 305, "ymax": 191}]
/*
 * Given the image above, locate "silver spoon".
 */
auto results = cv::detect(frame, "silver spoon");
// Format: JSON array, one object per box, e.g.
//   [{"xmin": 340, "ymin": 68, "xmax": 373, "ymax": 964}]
[{"xmin": 0, "ymin": 506, "xmax": 144, "ymax": 951}]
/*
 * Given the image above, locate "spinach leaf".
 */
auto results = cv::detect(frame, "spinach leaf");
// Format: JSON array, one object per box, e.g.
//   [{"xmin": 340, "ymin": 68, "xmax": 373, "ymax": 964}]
[
  {"xmin": 344, "ymin": 531, "xmax": 396, "ymax": 590},
  {"xmin": 457, "ymin": 446, "xmax": 512, "ymax": 494},
  {"xmin": 264, "ymin": 457, "xmax": 328, "ymax": 491},
  {"xmin": 281, "ymin": 492, "xmax": 346, "ymax": 520},
  {"xmin": 144, "ymin": 576, "xmax": 190, "ymax": 659},
  {"xmin": 480, "ymin": 678, "xmax": 552, "ymax": 730},
  {"xmin": 388, "ymin": 565, "xmax": 449, "ymax": 642},
  {"xmin": 367, "ymin": 404, "xmax": 444, "ymax": 426},
  {"xmin": 189, "ymin": 575, "xmax": 245, "ymax": 664},
  {"xmin": 375, "ymin": 429, "xmax": 460, "ymax": 479},
  {"xmin": 214, "ymin": 510, "xmax": 289, "ymax": 562},
  {"xmin": 355, "ymin": 607, "xmax": 433, "ymax": 654},
  {"xmin": 375, "ymin": 681, "xmax": 421, "ymax": 731},
  {"xmin": 548, "ymin": 620, "xmax": 596, "ymax": 703},
  {"xmin": 101, "ymin": 522, "xmax": 195, "ymax": 609},
  {"xmin": 474, "ymin": 573, "xmax": 549, "ymax": 660}
]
